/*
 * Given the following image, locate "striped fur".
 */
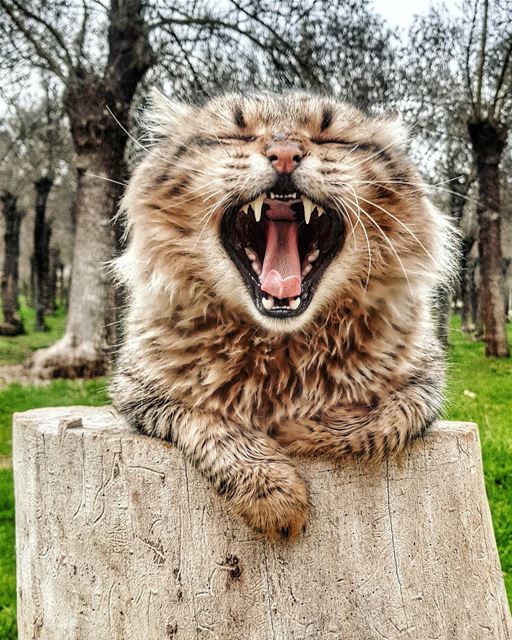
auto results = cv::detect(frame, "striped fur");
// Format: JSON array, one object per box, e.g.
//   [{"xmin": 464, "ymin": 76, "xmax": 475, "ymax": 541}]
[{"xmin": 110, "ymin": 91, "xmax": 456, "ymax": 539}]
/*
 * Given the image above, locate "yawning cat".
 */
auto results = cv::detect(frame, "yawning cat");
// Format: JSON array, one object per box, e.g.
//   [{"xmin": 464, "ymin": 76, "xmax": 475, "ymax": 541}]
[{"xmin": 110, "ymin": 90, "xmax": 456, "ymax": 539}]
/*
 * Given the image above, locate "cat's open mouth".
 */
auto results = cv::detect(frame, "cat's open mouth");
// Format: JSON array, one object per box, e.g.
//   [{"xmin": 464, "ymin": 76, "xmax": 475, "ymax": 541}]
[{"xmin": 220, "ymin": 191, "xmax": 344, "ymax": 318}]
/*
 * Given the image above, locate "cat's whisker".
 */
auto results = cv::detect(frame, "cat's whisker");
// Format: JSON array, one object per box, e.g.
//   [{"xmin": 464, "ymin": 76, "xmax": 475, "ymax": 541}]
[
  {"xmin": 354, "ymin": 193, "xmax": 435, "ymax": 265},
  {"xmin": 343, "ymin": 195, "xmax": 414, "ymax": 296},
  {"xmin": 333, "ymin": 194, "xmax": 372, "ymax": 293}
]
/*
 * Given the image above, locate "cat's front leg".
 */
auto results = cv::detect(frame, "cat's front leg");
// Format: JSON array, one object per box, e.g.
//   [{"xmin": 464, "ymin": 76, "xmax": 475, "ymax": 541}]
[
  {"xmin": 112, "ymin": 384, "xmax": 309, "ymax": 539},
  {"xmin": 274, "ymin": 367, "xmax": 444, "ymax": 462}
]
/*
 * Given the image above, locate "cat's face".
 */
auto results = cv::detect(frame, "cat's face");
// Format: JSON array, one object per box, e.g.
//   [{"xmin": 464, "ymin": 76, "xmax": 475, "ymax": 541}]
[{"xmin": 123, "ymin": 91, "xmax": 448, "ymax": 332}]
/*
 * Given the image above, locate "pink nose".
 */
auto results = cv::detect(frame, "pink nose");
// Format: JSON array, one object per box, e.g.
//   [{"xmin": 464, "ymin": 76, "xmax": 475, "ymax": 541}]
[{"xmin": 265, "ymin": 141, "xmax": 303, "ymax": 174}]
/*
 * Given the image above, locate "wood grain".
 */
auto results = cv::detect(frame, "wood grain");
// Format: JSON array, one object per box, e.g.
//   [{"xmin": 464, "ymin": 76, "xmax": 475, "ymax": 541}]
[{"xmin": 13, "ymin": 406, "xmax": 512, "ymax": 639}]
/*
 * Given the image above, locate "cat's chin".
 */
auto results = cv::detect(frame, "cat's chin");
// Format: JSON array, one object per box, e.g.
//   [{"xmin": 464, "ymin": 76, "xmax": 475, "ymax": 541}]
[{"xmin": 220, "ymin": 188, "xmax": 344, "ymax": 320}]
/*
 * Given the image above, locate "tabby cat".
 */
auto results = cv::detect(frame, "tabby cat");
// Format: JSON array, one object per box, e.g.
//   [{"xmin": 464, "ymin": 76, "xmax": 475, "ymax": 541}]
[{"xmin": 110, "ymin": 91, "xmax": 455, "ymax": 539}]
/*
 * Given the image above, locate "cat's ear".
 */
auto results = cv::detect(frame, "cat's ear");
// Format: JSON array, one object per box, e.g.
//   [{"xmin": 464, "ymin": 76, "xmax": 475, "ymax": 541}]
[
  {"xmin": 373, "ymin": 108, "xmax": 408, "ymax": 149},
  {"xmin": 144, "ymin": 88, "xmax": 195, "ymax": 138}
]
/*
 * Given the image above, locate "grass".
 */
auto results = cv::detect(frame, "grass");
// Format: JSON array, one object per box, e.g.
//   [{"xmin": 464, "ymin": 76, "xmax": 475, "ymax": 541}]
[
  {"xmin": 0, "ymin": 311, "xmax": 511, "ymax": 638},
  {"xmin": 0, "ymin": 303, "xmax": 67, "ymax": 366},
  {"xmin": 444, "ymin": 317, "xmax": 512, "ymax": 599}
]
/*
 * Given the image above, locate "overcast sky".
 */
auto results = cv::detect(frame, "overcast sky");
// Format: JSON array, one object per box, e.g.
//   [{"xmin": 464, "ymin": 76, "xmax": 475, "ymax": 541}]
[{"xmin": 372, "ymin": 0, "xmax": 438, "ymax": 28}]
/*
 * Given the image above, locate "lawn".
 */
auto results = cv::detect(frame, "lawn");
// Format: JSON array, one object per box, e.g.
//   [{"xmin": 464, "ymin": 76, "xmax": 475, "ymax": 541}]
[{"xmin": 0, "ymin": 313, "xmax": 511, "ymax": 638}]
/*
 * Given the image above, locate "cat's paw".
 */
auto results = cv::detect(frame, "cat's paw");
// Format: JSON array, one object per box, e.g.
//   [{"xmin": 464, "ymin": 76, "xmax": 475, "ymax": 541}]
[{"xmin": 230, "ymin": 463, "xmax": 309, "ymax": 540}]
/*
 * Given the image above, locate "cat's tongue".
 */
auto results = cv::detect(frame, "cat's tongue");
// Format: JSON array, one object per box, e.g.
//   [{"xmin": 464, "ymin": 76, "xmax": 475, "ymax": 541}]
[{"xmin": 260, "ymin": 204, "xmax": 301, "ymax": 299}]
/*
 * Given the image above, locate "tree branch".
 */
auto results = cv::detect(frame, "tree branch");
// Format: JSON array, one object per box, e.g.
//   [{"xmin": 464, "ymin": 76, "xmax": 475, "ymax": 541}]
[
  {"xmin": 490, "ymin": 34, "xmax": 512, "ymax": 120},
  {"xmin": 474, "ymin": 0, "xmax": 489, "ymax": 119},
  {"xmin": 0, "ymin": 0, "xmax": 67, "ymax": 80},
  {"xmin": 465, "ymin": 0, "xmax": 478, "ymax": 117},
  {"xmin": 8, "ymin": 0, "xmax": 76, "ymax": 71}
]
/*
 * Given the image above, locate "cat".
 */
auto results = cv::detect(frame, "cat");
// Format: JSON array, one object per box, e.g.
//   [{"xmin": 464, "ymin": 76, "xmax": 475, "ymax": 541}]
[{"xmin": 110, "ymin": 90, "xmax": 456, "ymax": 539}]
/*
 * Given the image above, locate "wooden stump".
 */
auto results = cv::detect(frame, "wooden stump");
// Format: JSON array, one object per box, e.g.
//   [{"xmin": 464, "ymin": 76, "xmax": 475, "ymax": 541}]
[{"xmin": 13, "ymin": 406, "xmax": 512, "ymax": 640}]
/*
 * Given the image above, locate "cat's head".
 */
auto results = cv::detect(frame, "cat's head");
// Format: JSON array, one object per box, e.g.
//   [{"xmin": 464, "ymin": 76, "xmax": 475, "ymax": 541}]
[{"xmin": 120, "ymin": 91, "xmax": 454, "ymax": 332}]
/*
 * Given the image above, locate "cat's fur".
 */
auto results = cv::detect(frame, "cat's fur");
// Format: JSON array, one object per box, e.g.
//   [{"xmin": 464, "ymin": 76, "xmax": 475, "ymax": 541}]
[{"xmin": 110, "ymin": 91, "xmax": 455, "ymax": 539}]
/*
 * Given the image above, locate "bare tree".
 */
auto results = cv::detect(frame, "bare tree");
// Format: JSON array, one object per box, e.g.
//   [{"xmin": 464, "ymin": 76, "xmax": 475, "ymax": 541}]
[{"xmin": 464, "ymin": 0, "xmax": 511, "ymax": 356}]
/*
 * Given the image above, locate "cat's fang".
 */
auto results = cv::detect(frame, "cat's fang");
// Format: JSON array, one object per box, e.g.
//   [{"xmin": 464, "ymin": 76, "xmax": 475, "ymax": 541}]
[
  {"xmin": 253, "ymin": 195, "xmax": 265, "ymax": 222},
  {"xmin": 302, "ymin": 197, "xmax": 314, "ymax": 224},
  {"xmin": 262, "ymin": 296, "xmax": 274, "ymax": 310},
  {"xmin": 289, "ymin": 297, "xmax": 301, "ymax": 310}
]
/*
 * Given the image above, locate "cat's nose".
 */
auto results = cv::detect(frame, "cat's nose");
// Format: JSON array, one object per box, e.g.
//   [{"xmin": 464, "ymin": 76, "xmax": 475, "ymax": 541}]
[{"xmin": 266, "ymin": 140, "xmax": 303, "ymax": 174}]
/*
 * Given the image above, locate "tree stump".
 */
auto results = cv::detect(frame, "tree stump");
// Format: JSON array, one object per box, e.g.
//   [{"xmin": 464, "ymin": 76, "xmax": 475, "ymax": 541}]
[{"xmin": 13, "ymin": 407, "xmax": 512, "ymax": 640}]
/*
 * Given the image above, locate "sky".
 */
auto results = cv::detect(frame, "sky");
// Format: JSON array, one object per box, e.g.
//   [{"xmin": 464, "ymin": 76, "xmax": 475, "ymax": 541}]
[{"xmin": 371, "ymin": 0, "xmax": 437, "ymax": 28}]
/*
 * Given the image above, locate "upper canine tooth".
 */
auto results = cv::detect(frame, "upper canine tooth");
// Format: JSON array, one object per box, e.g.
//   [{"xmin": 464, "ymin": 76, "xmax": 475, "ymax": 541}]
[
  {"xmin": 302, "ymin": 197, "xmax": 314, "ymax": 224},
  {"xmin": 252, "ymin": 194, "xmax": 264, "ymax": 222},
  {"xmin": 317, "ymin": 206, "xmax": 325, "ymax": 217}
]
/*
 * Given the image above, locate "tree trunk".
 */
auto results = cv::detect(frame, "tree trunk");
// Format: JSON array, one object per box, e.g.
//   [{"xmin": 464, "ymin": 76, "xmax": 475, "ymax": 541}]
[
  {"xmin": 468, "ymin": 119, "xmax": 509, "ymax": 357},
  {"xmin": 461, "ymin": 237, "xmax": 478, "ymax": 332},
  {"xmin": 31, "ymin": 150, "xmax": 121, "ymax": 377},
  {"xmin": 0, "ymin": 192, "xmax": 25, "ymax": 336},
  {"xmin": 29, "ymin": 0, "xmax": 154, "ymax": 378},
  {"xmin": 46, "ymin": 246, "xmax": 61, "ymax": 314},
  {"xmin": 13, "ymin": 407, "xmax": 512, "ymax": 639},
  {"xmin": 32, "ymin": 176, "xmax": 53, "ymax": 332}
]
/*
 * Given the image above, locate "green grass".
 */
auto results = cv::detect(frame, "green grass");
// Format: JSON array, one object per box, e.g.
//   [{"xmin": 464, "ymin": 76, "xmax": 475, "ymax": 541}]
[
  {"xmin": 0, "ymin": 313, "xmax": 511, "ymax": 639},
  {"xmin": 0, "ymin": 303, "xmax": 67, "ymax": 366},
  {"xmin": 444, "ymin": 316, "xmax": 512, "ymax": 599}
]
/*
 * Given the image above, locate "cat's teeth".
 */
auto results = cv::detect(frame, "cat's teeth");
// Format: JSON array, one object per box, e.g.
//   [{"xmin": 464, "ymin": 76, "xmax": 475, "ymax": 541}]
[
  {"xmin": 291, "ymin": 192, "xmax": 296, "ymax": 198},
  {"xmin": 302, "ymin": 263, "xmax": 312, "ymax": 276},
  {"xmin": 252, "ymin": 261, "xmax": 261, "ymax": 275},
  {"xmin": 289, "ymin": 297, "xmax": 301, "ymax": 310},
  {"xmin": 262, "ymin": 296, "xmax": 274, "ymax": 310},
  {"xmin": 308, "ymin": 248, "xmax": 320, "ymax": 262},
  {"xmin": 317, "ymin": 206, "xmax": 325, "ymax": 217},
  {"xmin": 252, "ymin": 195, "xmax": 264, "ymax": 221},
  {"xmin": 241, "ymin": 203, "xmax": 250, "ymax": 214},
  {"xmin": 245, "ymin": 247, "xmax": 257, "ymax": 261},
  {"xmin": 302, "ymin": 197, "xmax": 314, "ymax": 224}
]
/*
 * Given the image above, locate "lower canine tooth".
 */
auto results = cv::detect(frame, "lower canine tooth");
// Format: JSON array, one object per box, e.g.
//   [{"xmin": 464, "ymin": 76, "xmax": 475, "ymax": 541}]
[
  {"xmin": 289, "ymin": 297, "xmax": 301, "ymax": 310},
  {"xmin": 262, "ymin": 296, "xmax": 274, "ymax": 310},
  {"xmin": 252, "ymin": 195, "xmax": 264, "ymax": 221}
]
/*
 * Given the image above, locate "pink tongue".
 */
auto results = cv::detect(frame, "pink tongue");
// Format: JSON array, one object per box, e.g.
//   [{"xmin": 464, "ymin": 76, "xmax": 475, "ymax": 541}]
[{"xmin": 260, "ymin": 220, "xmax": 302, "ymax": 298}]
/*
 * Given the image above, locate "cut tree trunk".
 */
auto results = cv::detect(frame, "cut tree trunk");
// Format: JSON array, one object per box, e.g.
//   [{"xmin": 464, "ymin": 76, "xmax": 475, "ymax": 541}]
[
  {"xmin": 468, "ymin": 119, "xmax": 509, "ymax": 357},
  {"xmin": 29, "ymin": 0, "xmax": 154, "ymax": 378},
  {"xmin": 0, "ymin": 192, "xmax": 24, "ymax": 336},
  {"xmin": 13, "ymin": 406, "xmax": 512, "ymax": 640},
  {"xmin": 32, "ymin": 176, "xmax": 53, "ymax": 332}
]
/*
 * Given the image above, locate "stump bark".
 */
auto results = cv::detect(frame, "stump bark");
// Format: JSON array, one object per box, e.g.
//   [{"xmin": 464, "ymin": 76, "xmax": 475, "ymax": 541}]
[{"xmin": 13, "ymin": 407, "xmax": 512, "ymax": 640}]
